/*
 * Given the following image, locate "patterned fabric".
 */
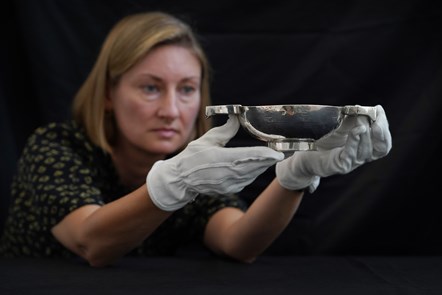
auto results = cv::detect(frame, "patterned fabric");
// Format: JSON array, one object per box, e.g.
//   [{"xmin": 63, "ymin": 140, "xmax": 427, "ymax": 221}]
[{"xmin": 0, "ymin": 121, "xmax": 247, "ymax": 258}]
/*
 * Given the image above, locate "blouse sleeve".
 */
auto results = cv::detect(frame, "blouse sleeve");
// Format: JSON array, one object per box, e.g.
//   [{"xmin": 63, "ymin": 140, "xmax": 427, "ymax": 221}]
[{"xmin": 13, "ymin": 123, "xmax": 105, "ymax": 229}]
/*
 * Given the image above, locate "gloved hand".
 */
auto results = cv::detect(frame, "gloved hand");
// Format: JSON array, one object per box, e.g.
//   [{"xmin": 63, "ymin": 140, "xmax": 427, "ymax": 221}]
[
  {"xmin": 275, "ymin": 105, "xmax": 392, "ymax": 193},
  {"xmin": 316, "ymin": 105, "xmax": 392, "ymax": 160},
  {"xmin": 147, "ymin": 115, "xmax": 285, "ymax": 211}
]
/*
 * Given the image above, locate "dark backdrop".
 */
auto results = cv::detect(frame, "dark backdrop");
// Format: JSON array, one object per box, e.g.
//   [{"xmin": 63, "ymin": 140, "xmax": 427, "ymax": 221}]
[{"xmin": 1, "ymin": 0, "xmax": 441, "ymax": 256}]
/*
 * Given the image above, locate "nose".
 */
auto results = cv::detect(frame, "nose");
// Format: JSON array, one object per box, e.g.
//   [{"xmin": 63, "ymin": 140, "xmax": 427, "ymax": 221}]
[{"xmin": 157, "ymin": 90, "xmax": 179, "ymax": 120}]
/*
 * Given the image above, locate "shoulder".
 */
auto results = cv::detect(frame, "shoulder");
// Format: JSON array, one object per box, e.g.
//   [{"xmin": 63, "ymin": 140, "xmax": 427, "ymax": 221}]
[
  {"xmin": 30, "ymin": 120, "xmax": 86, "ymax": 145},
  {"xmin": 25, "ymin": 121, "xmax": 97, "ymax": 153},
  {"xmin": 19, "ymin": 120, "xmax": 104, "ymax": 167}
]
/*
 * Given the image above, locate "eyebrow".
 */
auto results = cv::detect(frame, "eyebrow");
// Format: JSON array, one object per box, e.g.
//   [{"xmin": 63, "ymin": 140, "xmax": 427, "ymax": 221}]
[{"xmin": 138, "ymin": 73, "xmax": 201, "ymax": 82}]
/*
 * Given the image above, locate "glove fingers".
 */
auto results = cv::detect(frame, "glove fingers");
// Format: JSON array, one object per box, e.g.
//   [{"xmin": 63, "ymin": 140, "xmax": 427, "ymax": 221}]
[
  {"xmin": 232, "ymin": 146, "xmax": 285, "ymax": 164},
  {"xmin": 316, "ymin": 115, "xmax": 369, "ymax": 150},
  {"xmin": 186, "ymin": 146, "xmax": 283, "ymax": 171},
  {"xmin": 194, "ymin": 114, "xmax": 240, "ymax": 147},
  {"xmin": 339, "ymin": 124, "xmax": 367, "ymax": 172},
  {"xmin": 315, "ymin": 131, "xmax": 347, "ymax": 150},
  {"xmin": 197, "ymin": 164, "xmax": 272, "ymax": 194},
  {"xmin": 336, "ymin": 115, "xmax": 359, "ymax": 135},
  {"xmin": 185, "ymin": 147, "xmax": 284, "ymax": 194},
  {"xmin": 355, "ymin": 117, "xmax": 373, "ymax": 163},
  {"xmin": 371, "ymin": 105, "xmax": 392, "ymax": 159},
  {"xmin": 308, "ymin": 176, "xmax": 321, "ymax": 193},
  {"xmin": 315, "ymin": 116, "xmax": 357, "ymax": 149}
]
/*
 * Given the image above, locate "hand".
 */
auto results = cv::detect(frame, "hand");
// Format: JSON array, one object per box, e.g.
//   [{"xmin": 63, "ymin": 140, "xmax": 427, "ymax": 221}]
[
  {"xmin": 275, "ymin": 105, "xmax": 392, "ymax": 193},
  {"xmin": 147, "ymin": 115, "xmax": 285, "ymax": 211},
  {"xmin": 369, "ymin": 105, "xmax": 393, "ymax": 160},
  {"xmin": 316, "ymin": 105, "xmax": 392, "ymax": 160}
]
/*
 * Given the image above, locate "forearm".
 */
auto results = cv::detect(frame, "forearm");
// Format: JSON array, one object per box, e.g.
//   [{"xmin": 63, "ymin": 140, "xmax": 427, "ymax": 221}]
[
  {"xmin": 52, "ymin": 185, "xmax": 171, "ymax": 267},
  {"xmin": 206, "ymin": 178, "xmax": 303, "ymax": 262}
]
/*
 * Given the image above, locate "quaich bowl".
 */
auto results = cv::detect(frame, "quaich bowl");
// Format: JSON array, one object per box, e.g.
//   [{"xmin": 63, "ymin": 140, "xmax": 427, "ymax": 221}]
[{"xmin": 205, "ymin": 104, "xmax": 377, "ymax": 153}]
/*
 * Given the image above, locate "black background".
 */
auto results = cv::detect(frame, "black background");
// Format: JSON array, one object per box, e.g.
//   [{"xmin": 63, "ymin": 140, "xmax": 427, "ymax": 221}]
[{"xmin": 1, "ymin": 0, "xmax": 441, "ymax": 256}]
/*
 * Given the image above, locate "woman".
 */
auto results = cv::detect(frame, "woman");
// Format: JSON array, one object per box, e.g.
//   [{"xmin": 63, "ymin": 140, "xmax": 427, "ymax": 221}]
[{"xmin": 0, "ymin": 11, "xmax": 392, "ymax": 267}]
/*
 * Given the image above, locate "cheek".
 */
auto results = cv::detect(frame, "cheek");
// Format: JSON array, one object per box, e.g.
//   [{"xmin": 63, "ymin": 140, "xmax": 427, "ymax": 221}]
[
  {"xmin": 114, "ymin": 98, "xmax": 154, "ymax": 130},
  {"xmin": 181, "ymin": 102, "xmax": 201, "ymax": 134}
]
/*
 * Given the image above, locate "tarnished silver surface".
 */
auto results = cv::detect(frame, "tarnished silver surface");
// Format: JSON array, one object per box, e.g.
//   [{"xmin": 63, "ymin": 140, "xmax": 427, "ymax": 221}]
[{"xmin": 205, "ymin": 104, "xmax": 377, "ymax": 152}]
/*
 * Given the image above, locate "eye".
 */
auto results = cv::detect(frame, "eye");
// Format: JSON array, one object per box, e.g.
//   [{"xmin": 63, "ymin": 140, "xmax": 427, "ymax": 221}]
[
  {"xmin": 180, "ymin": 85, "xmax": 196, "ymax": 95},
  {"xmin": 142, "ymin": 84, "xmax": 159, "ymax": 94}
]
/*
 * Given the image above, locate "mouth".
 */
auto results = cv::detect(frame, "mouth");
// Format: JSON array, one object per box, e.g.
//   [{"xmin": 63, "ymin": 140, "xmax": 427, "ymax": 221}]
[{"xmin": 152, "ymin": 127, "xmax": 179, "ymax": 139}]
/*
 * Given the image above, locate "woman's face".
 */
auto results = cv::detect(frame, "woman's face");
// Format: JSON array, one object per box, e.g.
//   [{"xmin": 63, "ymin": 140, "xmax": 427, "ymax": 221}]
[{"xmin": 108, "ymin": 45, "xmax": 201, "ymax": 157}]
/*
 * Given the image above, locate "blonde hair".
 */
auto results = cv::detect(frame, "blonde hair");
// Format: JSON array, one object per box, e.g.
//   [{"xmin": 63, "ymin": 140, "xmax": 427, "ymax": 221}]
[{"xmin": 72, "ymin": 11, "xmax": 212, "ymax": 153}]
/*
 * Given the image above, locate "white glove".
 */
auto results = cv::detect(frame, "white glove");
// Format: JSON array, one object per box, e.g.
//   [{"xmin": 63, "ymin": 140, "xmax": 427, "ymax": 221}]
[
  {"xmin": 147, "ymin": 115, "xmax": 285, "ymax": 211},
  {"xmin": 369, "ymin": 105, "xmax": 393, "ymax": 160},
  {"xmin": 276, "ymin": 105, "xmax": 392, "ymax": 193},
  {"xmin": 316, "ymin": 105, "xmax": 392, "ymax": 159}
]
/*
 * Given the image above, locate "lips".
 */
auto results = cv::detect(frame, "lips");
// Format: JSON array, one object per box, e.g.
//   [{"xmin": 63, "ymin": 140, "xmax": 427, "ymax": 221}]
[{"xmin": 152, "ymin": 127, "xmax": 179, "ymax": 138}]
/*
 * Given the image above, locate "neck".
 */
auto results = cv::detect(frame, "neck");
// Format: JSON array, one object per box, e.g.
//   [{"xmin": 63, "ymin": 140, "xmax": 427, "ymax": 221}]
[{"xmin": 110, "ymin": 145, "xmax": 165, "ymax": 190}]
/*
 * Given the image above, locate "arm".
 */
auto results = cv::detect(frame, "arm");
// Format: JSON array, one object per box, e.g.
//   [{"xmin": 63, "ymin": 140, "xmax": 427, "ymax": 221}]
[
  {"xmin": 52, "ymin": 185, "xmax": 171, "ymax": 267},
  {"xmin": 204, "ymin": 179, "xmax": 303, "ymax": 263},
  {"xmin": 53, "ymin": 115, "xmax": 283, "ymax": 267}
]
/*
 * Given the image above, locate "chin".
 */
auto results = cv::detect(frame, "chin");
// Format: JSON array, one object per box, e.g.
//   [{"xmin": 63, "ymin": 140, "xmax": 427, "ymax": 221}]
[{"xmin": 149, "ymin": 142, "xmax": 183, "ymax": 155}]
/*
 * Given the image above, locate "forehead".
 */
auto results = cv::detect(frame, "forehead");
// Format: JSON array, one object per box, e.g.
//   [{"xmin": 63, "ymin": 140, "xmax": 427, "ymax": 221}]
[{"xmin": 129, "ymin": 45, "xmax": 201, "ymax": 79}]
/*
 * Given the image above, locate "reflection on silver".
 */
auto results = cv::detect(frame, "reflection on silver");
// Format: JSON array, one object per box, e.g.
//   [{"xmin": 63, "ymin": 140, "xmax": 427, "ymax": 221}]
[{"xmin": 205, "ymin": 104, "xmax": 377, "ymax": 152}]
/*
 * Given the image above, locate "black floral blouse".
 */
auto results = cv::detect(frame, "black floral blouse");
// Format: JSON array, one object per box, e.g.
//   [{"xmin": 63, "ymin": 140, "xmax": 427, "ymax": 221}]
[{"xmin": 0, "ymin": 121, "xmax": 247, "ymax": 258}]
